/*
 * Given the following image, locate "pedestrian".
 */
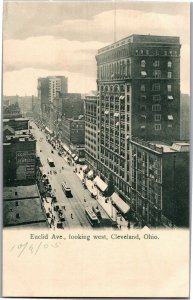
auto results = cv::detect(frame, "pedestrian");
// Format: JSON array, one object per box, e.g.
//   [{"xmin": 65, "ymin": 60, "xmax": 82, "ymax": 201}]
[
  {"xmin": 84, "ymin": 197, "xmax": 86, "ymax": 202},
  {"xmin": 71, "ymin": 213, "xmax": 73, "ymax": 219},
  {"xmin": 63, "ymin": 205, "xmax": 66, "ymax": 210}
]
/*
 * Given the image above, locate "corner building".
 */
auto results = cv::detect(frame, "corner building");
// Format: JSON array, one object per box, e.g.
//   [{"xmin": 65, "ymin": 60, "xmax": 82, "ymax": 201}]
[{"xmin": 95, "ymin": 35, "xmax": 183, "ymax": 226}]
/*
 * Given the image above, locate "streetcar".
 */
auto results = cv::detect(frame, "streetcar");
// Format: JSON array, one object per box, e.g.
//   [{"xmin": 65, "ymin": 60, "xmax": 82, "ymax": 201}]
[
  {"xmin": 47, "ymin": 157, "xmax": 55, "ymax": 167},
  {"xmin": 61, "ymin": 182, "xmax": 72, "ymax": 197},
  {"xmin": 85, "ymin": 207, "xmax": 100, "ymax": 227}
]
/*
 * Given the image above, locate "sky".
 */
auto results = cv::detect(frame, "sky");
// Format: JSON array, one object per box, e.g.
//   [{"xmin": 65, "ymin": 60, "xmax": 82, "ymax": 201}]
[{"xmin": 3, "ymin": 1, "xmax": 190, "ymax": 96}]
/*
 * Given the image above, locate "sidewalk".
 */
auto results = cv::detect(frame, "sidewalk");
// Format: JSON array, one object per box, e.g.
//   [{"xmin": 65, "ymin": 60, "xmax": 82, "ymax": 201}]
[{"xmin": 75, "ymin": 164, "xmax": 129, "ymax": 229}]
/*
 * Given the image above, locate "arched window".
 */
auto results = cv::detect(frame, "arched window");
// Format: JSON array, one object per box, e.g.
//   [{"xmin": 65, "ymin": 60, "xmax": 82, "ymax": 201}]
[
  {"xmin": 141, "ymin": 60, "xmax": 146, "ymax": 68},
  {"xmin": 104, "ymin": 85, "xmax": 109, "ymax": 92},
  {"xmin": 120, "ymin": 85, "xmax": 125, "ymax": 92},
  {"xmin": 168, "ymin": 61, "xmax": 172, "ymax": 68},
  {"xmin": 114, "ymin": 85, "xmax": 119, "ymax": 93}
]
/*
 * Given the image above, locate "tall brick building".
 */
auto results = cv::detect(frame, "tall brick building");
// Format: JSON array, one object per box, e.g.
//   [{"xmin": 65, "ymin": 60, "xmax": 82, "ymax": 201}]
[{"xmin": 86, "ymin": 34, "xmax": 189, "ymax": 227}]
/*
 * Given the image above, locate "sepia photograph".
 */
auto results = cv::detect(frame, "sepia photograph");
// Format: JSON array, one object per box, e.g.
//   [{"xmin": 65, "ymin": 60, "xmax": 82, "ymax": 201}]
[{"xmin": 2, "ymin": 0, "xmax": 191, "ymax": 297}]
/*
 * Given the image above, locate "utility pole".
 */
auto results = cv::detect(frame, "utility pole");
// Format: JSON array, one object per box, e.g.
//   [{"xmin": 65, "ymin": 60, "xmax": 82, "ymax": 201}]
[{"xmin": 114, "ymin": 0, "xmax": 116, "ymax": 43}]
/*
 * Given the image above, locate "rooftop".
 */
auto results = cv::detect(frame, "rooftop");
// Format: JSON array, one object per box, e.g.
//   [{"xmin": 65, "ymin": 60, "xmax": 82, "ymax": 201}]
[
  {"xmin": 3, "ymin": 197, "xmax": 47, "ymax": 227},
  {"xmin": 131, "ymin": 137, "xmax": 190, "ymax": 154},
  {"xmin": 3, "ymin": 118, "xmax": 29, "ymax": 122},
  {"xmin": 85, "ymin": 96, "xmax": 97, "ymax": 102},
  {"xmin": 3, "ymin": 185, "xmax": 40, "ymax": 201},
  {"xmin": 98, "ymin": 34, "xmax": 180, "ymax": 54}
]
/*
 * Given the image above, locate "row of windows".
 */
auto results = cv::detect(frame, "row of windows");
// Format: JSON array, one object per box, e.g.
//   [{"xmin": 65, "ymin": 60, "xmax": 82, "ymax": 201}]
[
  {"xmin": 136, "ymin": 49, "xmax": 178, "ymax": 56},
  {"xmin": 140, "ymin": 60, "xmax": 172, "ymax": 68},
  {"xmin": 140, "ymin": 124, "xmax": 173, "ymax": 130},
  {"xmin": 100, "ymin": 84, "xmax": 128, "ymax": 93},
  {"xmin": 140, "ymin": 70, "xmax": 173, "ymax": 78},
  {"xmin": 98, "ymin": 59, "xmax": 130, "ymax": 80},
  {"xmin": 141, "ymin": 83, "xmax": 172, "ymax": 92},
  {"xmin": 85, "ymin": 141, "xmax": 97, "ymax": 152},
  {"xmin": 100, "ymin": 83, "xmax": 173, "ymax": 93}
]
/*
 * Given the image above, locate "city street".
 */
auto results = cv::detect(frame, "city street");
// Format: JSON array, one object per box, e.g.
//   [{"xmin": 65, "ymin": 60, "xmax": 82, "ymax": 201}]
[{"xmin": 31, "ymin": 121, "xmax": 112, "ymax": 229}]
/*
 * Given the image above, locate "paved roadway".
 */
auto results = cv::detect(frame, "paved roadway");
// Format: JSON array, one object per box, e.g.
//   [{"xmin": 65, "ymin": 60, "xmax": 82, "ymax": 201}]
[{"xmin": 31, "ymin": 121, "xmax": 111, "ymax": 229}]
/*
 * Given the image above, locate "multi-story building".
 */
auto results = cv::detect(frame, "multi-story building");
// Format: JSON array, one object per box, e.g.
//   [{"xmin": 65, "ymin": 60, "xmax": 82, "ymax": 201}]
[
  {"xmin": 3, "ymin": 134, "xmax": 36, "ymax": 186},
  {"xmin": 60, "ymin": 117, "xmax": 85, "ymax": 146},
  {"xmin": 131, "ymin": 138, "xmax": 189, "ymax": 227},
  {"xmin": 84, "ymin": 96, "xmax": 98, "ymax": 172},
  {"xmin": 52, "ymin": 92, "xmax": 84, "ymax": 135},
  {"xmin": 94, "ymin": 34, "xmax": 188, "ymax": 227},
  {"xmin": 96, "ymin": 34, "xmax": 180, "ymax": 142},
  {"xmin": 37, "ymin": 76, "xmax": 68, "ymax": 126}
]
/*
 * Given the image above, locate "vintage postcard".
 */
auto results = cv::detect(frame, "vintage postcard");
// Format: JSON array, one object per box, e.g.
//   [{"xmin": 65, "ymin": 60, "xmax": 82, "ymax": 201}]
[{"xmin": 2, "ymin": 0, "xmax": 190, "ymax": 298}]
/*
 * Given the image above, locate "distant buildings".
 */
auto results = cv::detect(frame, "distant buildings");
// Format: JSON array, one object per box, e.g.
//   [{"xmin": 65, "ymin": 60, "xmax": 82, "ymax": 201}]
[
  {"xmin": 3, "ymin": 95, "xmax": 36, "ymax": 118},
  {"xmin": 37, "ymin": 76, "xmax": 68, "ymax": 126},
  {"xmin": 3, "ymin": 101, "xmax": 22, "ymax": 119},
  {"xmin": 52, "ymin": 92, "xmax": 84, "ymax": 134}
]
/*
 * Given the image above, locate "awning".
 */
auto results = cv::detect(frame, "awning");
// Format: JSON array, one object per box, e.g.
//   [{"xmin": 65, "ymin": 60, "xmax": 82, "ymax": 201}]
[
  {"xmin": 94, "ymin": 176, "xmax": 108, "ymax": 192},
  {"xmin": 72, "ymin": 154, "xmax": 76, "ymax": 158},
  {"xmin": 45, "ymin": 127, "xmax": 53, "ymax": 135},
  {"xmin": 82, "ymin": 165, "xmax": 88, "ymax": 172},
  {"xmin": 168, "ymin": 96, "xmax": 174, "ymax": 100},
  {"xmin": 119, "ymin": 96, "xmax": 125, "ymax": 100},
  {"xmin": 141, "ymin": 125, "xmax": 146, "ymax": 129},
  {"xmin": 111, "ymin": 192, "xmax": 130, "ymax": 214},
  {"xmin": 87, "ymin": 170, "xmax": 94, "ymax": 179},
  {"xmin": 74, "ymin": 156, "xmax": 78, "ymax": 161},
  {"xmin": 141, "ymin": 71, "xmax": 147, "ymax": 77},
  {"xmin": 168, "ymin": 115, "xmax": 173, "ymax": 120},
  {"xmin": 114, "ymin": 113, "xmax": 119, "ymax": 117},
  {"xmin": 62, "ymin": 144, "xmax": 69, "ymax": 152},
  {"xmin": 68, "ymin": 150, "xmax": 72, "ymax": 156}
]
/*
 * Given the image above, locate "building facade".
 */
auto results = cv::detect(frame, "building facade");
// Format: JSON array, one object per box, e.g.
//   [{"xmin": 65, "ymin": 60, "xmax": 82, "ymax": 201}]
[
  {"xmin": 93, "ymin": 34, "xmax": 188, "ymax": 227},
  {"xmin": 52, "ymin": 92, "xmax": 84, "ymax": 135},
  {"xmin": 3, "ymin": 135, "xmax": 37, "ymax": 186},
  {"xmin": 60, "ymin": 118, "xmax": 85, "ymax": 146},
  {"xmin": 131, "ymin": 139, "xmax": 189, "ymax": 227},
  {"xmin": 84, "ymin": 96, "xmax": 98, "ymax": 172},
  {"xmin": 37, "ymin": 76, "xmax": 68, "ymax": 127}
]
